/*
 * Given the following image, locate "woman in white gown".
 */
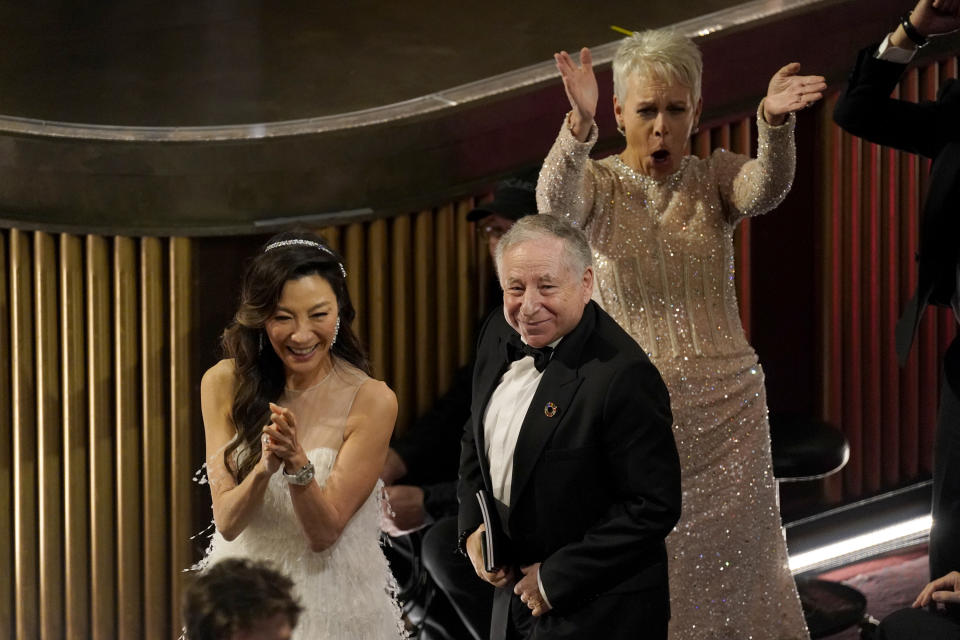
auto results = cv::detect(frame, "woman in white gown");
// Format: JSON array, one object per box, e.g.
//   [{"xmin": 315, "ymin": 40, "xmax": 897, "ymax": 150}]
[
  {"xmin": 198, "ymin": 231, "xmax": 407, "ymax": 639},
  {"xmin": 538, "ymin": 30, "xmax": 826, "ymax": 639}
]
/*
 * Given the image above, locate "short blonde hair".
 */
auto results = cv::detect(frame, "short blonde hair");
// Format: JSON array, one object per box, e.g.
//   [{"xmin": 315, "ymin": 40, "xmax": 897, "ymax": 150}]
[{"xmin": 612, "ymin": 29, "xmax": 702, "ymax": 106}]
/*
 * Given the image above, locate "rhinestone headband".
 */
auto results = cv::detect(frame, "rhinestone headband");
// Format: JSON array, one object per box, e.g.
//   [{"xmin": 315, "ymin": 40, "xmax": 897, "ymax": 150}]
[{"xmin": 264, "ymin": 239, "xmax": 347, "ymax": 278}]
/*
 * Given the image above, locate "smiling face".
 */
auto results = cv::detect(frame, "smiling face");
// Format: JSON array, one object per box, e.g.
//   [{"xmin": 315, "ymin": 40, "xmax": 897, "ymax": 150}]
[
  {"xmin": 614, "ymin": 72, "xmax": 702, "ymax": 180},
  {"xmin": 500, "ymin": 236, "xmax": 593, "ymax": 348},
  {"xmin": 264, "ymin": 274, "xmax": 339, "ymax": 388}
]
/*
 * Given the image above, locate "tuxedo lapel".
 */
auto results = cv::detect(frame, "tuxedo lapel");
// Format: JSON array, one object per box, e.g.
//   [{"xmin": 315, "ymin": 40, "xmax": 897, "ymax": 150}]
[
  {"xmin": 508, "ymin": 360, "xmax": 583, "ymax": 509},
  {"xmin": 473, "ymin": 330, "xmax": 513, "ymax": 490},
  {"xmin": 896, "ymin": 287, "xmax": 927, "ymax": 366},
  {"xmin": 508, "ymin": 303, "xmax": 598, "ymax": 510}
]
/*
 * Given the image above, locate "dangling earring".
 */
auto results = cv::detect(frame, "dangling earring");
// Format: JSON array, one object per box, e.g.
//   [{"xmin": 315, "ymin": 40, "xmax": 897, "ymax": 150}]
[
  {"xmin": 258, "ymin": 331, "xmax": 264, "ymax": 354},
  {"xmin": 616, "ymin": 122, "xmax": 626, "ymax": 137},
  {"xmin": 332, "ymin": 317, "xmax": 340, "ymax": 346}
]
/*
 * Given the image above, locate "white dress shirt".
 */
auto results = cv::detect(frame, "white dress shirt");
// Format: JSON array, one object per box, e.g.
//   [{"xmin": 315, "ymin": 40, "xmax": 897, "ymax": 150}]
[
  {"xmin": 483, "ymin": 355, "xmax": 544, "ymax": 507},
  {"xmin": 482, "ymin": 337, "xmax": 560, "ymax": 606},
  {"xmin": 876, "ymin": 32, "xmax": 918, "ymax": 64}
]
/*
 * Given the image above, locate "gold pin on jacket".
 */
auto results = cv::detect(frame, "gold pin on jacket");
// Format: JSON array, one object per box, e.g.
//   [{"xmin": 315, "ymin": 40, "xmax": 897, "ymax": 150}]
[{"xmin": 544, "ymin": 402, "xmax": 558, "ymax": 417}]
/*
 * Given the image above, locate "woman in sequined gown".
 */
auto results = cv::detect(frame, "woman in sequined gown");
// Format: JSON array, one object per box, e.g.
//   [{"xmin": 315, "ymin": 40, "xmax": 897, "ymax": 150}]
[
  {"xmin": 537, "ymin": 30, "xmax": 826, "ymax": 639},
  {"xmin": 197, "ymin": 231, "xmax": 407, "ymax": 639}
]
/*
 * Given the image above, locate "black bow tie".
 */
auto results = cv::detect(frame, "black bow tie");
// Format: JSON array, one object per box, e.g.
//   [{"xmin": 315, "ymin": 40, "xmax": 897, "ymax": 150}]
[{"xmin": 506, "ymin": 334, "xmax": 553, "ymax": 372}]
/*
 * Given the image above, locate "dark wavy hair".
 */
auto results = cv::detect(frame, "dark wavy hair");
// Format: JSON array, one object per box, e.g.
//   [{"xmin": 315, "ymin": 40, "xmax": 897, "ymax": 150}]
[
  {"xmin": 221, "ymin": 231, "xmax": 369, "ymax": 482},
  {"xmin": 182, "ymin": 558, "xmax": 302, "ymax": 640}
]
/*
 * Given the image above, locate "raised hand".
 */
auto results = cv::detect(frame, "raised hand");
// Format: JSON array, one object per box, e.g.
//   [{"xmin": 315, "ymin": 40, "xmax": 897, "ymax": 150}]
[
  {"xmin": 762, "ymin": 63, "xmax": 827, "ymax": 125},
  {"xmin": 911, "ymin": 0, "xmax": 960, "ymax": 38},
  {"xmin": 554, "ymin": 47, "xmax": 598, "ymax": 140}
]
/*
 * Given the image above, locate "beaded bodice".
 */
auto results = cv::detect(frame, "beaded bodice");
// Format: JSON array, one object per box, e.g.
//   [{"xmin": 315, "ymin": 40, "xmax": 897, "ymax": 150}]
[{"xmin": 537, "ymin": 104, "xmax": 796, "ymax": 360}]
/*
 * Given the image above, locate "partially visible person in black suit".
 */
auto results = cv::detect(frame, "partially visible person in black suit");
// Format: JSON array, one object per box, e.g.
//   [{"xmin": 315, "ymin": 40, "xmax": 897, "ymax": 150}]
[
  {"xmin": 380, "ymin": 173, "xmax": 538, "ymax": 640},
  {"xmin": 833, "ymin": 0, "xmax": 960, "ymax": 614},
  {"xmin": 877, "ymin": 571, "xmax": 960, "ymax": 639},
  {"xmin": 457, "ymin": 214, "xmax": 681, "ymax": 639}
]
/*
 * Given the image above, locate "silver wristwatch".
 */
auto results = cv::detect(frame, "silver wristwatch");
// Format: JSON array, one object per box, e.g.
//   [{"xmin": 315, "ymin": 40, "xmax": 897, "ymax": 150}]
[{"xmin": 283, "ymin": 461, "xmax": 316, "ymax": 485}]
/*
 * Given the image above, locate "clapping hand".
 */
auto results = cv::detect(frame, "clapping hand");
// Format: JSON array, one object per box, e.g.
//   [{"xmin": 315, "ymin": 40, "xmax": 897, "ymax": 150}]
[
  {"xmin": 262, "ymin": 402, "xmax": 308, "ymax": 472},
  {"xmin": 762, "ymin": 63, "xmax": 827, "ymax": 125},
  {"xmin": 259, "ymin": 444, "xmax": 283, "ymax": 475},
  {"xmin": 913, "ymin": 571, "xmax": 960, "ymax": 607},
  {"xmin": 554, "ymin": 47, "xmax": 598, "ymax": 140}
]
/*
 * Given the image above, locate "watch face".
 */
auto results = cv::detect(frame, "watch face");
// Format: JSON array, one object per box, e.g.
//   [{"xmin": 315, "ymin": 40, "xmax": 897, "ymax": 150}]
[{"xmin": 287, "ymin": 462, "xmax": 315, "ymax": 484}]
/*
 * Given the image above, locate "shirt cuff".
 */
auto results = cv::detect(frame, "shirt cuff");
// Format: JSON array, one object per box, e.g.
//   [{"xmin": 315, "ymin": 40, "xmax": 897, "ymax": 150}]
[
  {"xmin": 876, "ymin": 32, "xmax": 917, "ymax": 64},
  {"xmin": 536, "ymin": 565, "xmax": 553, "ymax": 609}
]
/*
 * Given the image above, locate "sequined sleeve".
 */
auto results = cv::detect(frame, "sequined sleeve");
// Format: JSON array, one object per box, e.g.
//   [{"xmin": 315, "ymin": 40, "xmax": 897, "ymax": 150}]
[
  {"xmin": 715, "ymin": 102, "xmax": 796, "ymax": 224},
  {"xmin": 536, "ymin": 114, "xmax": 602, "ymax": 229}
]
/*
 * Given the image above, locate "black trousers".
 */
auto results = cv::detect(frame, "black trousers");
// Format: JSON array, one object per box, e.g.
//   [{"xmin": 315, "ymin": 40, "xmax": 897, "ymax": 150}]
[
  {"xmin": 421, "ymin": 516, "xmax": 494, "ymax": 640},
  {"xmin": 930, "ymin": 336, "xmax": 960, "ymax": 588},
  {"xmin": 497, "ymin": 584, "xmax": 669, "ymax": 640},
  {"xmin": 877, "ymin": 607, "xmax": 960, "ymax": 640}
]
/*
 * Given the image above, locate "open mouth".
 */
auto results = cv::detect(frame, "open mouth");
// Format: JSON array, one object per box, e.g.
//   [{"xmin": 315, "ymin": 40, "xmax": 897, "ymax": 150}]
[{"xmin": 652, "ymin": 149, "xmax": 670, "ymax": 163}]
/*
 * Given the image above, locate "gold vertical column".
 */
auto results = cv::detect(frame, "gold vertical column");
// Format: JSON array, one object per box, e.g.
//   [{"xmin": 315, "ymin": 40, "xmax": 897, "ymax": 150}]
[
  {"xmin": 87, "ymin": 235, "xmax": 116, "ymax": 639},
  {"xmin": 35, "ymin": 232, "xmax": 64, "ymax": 640},
  {"xmin": 11, "ymin": 229, "xmax": 38, "ymax": 640},
  {"xmin": 413, "ymin": 209, "xmax": 436, "ymax": 417},
  {"xmin": 318, "ymin": 226, "xmax": 341, "ymax": 254},
  {"xmin": 434, "ymin": 204, "xmax": 455, "ymax": 394},
  {"xmin": 455, "ymin": 199, "xmax": 475, "ymax": 366},
  {"xmin": 114, "ymin": 236, "xmax": 142, "ymax": 640},
  {"xmin": 169, "ymin": 237, "xmax": 193, "ymax": 635},
  {"xmin": 141, "ymin": 237, "xmax": 168, "ymax": 640},
  {"xmin": 366, "ymin": 220, "xmax": 389, "ymax": 381},
  {"xmin": 344, "ymin": 223, "xmax": 367, "ymax": 348},
  {"xmin": 61, "ymin": 234, "xmax": 90, "ymax": 638},
  {"xmin": 391, "ymin": 216, "xmax": 413, "ymax": 433},
  {"xmin": 0, "ymin": 231, "xmax": 13, "ymax": 640}
]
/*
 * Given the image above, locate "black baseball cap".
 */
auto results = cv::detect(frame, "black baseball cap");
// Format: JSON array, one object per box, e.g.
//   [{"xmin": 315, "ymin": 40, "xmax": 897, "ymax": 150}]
[{"xmin": 466, "ymin": 170, "xmax": 538, "ymax": 222}]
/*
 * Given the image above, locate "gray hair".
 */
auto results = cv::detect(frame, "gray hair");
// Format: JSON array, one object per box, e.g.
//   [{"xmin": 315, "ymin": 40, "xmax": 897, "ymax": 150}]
[
  {"xmin": 612, "ymin": 29, "xmax": 702, "ymax": 107},
  {"xmin": 494, "ymin": 214, "xmax": 592, "ymax": 278}
]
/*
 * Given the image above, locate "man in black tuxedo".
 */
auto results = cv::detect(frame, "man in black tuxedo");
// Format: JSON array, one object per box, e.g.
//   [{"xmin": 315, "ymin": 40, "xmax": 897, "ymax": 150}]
[
  {"xmin": 457, "ymin": 214, "xmax": 681, "ymax": 639},
  {"xmin": 381, "ymin": 173, "xmax": 539, "ymax": 640},
  {"xmin": 834, "ymin": 0, "xmax": 960, "ymax": 635}
]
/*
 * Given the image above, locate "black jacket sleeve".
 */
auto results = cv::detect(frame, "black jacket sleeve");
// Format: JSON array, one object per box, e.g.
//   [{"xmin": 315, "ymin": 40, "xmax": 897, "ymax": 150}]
[
  {"xmin": 538, "ymin": 359, "xmax": 681, "ymax": 610},
  {"xmin": 833, "ymin": 43, "xmax": 960, "ymax": 159}
]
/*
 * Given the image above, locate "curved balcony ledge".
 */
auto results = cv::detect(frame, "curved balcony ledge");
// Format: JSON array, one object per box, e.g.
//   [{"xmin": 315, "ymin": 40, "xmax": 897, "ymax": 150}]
[{"xmin": 0, "ymin": 0, "xmax": 923, "ymax": 235}]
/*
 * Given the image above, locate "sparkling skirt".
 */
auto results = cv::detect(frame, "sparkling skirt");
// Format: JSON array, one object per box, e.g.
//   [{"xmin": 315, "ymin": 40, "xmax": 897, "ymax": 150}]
[{"xmin": 656, "ymin": 351, "xmax": 809, "ymax": 640}]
